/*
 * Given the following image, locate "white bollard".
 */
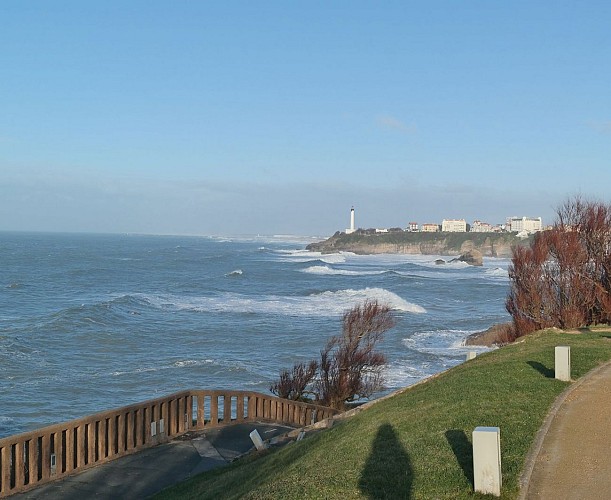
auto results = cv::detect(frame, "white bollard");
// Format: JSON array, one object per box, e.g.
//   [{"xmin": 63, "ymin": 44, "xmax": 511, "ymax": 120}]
[
  {"xmin": 466, "ymin": 351, "xmax": 477, "ymax": 361},
  {"xmin": 473, "ymin": 426, "xmax": 502, "ymax": 496},
  {"xmin": 249, "ymin": 429, "xmax": 266, "ymax": 451},
  {"xmin": 555, "ymin": 346, "xmax": 571, "ymax": 381}
]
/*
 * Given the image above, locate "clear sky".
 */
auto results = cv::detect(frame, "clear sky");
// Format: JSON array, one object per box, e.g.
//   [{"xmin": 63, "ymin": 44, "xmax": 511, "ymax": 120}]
[{"xmin": 1, "ymin": 1, "xmax": 610, "ymax": 236}]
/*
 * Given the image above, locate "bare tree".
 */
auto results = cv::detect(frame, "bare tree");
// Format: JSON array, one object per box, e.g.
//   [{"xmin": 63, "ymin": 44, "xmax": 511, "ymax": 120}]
[
  {"xmin": 507, "ymin": 197, "xmax": 611, "ymax": 338},
  {"xmin": 271, "ymin": 300, "xmax": 395, "ymax": 410},
  {"xmin": 317, "ymin": 300, "xmax": 395, "ymax": 409}
]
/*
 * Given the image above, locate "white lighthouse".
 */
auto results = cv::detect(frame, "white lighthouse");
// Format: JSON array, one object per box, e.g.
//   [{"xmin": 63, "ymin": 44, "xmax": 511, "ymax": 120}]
[{"xmin": 346, "ymin": 206, "xmax": 356, "ymax": 234}]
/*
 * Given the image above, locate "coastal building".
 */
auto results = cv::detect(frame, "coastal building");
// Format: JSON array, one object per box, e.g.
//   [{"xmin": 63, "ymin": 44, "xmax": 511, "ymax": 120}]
[
  {"xmin": 471, "ymin": 220, "xmax": 494, "ymax": 233},
  {"xmin": 508, "ymin": 216, "xmax": 543, "ymax": 234},
  {"xmin": 421, "ymin": 223, "xmax": 439, "ymax": 232},
  {"xmin": 346, "ymin": 207, "xmax": 356, "ymax": 234},
  {"xmin": 375, "ymin": 228, "xmax": 389, "ymax": 233},
  {"xmin": 408, "ymin": 222, "xmax": 419, "ymax": 232},
  {"xmin": 442, "ymin": 219, "xmax": 467, "ymax": 232}
]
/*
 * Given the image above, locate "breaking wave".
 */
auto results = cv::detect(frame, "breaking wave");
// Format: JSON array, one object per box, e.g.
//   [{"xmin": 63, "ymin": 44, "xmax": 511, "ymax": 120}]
[
  {"xmin": 273, "ymin": 249, "xmax": 348, "ymax": 264},
  {"xmin": 301, "ymin": 265, "xmax": 386, "ymax": 276},
  {"xmin": 140, "ymin": 287, "xmax": 425, "ymax": 317}
]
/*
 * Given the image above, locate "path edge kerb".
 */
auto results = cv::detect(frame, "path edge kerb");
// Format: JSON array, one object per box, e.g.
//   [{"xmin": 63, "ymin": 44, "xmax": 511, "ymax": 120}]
[{"xmin": 518, "ymin": 359, "xmax": 611, "ymax": 499}]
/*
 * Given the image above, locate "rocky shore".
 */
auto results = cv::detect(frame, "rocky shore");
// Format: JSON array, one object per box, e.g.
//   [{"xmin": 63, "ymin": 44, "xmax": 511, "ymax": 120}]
[{"xmin": 464, "ymin": 323, "xmax": 513, "ymax": 346}]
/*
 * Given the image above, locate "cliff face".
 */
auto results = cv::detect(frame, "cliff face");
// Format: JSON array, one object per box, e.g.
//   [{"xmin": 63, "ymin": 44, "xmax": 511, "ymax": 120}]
[{"xmin": 306, "ymin": 232, "xmax": 532, "ymax": 258}]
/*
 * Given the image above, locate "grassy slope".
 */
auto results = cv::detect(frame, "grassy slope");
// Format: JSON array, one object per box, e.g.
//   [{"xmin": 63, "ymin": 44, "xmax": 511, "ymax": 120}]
[{"xmin": 157, "ymin": 329, "xmax": 611, "ymax": 499}]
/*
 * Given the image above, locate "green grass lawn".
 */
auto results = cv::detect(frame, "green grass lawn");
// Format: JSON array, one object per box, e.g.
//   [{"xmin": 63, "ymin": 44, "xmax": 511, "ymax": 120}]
[{"xmin": 155, "ymin": 328, "xmax": 611, "ymax": 499}]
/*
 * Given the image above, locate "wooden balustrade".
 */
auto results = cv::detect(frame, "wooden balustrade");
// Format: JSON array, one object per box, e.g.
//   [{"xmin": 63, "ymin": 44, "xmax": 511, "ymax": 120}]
[{"xmin": 0, "ymin": 390, "xmax": 338, "ymax": 497}]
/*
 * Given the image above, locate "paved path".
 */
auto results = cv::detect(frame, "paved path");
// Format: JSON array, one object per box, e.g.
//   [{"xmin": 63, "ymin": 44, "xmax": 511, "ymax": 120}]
[
  {"xmin": 12, "ymin": 422, "xmax": 295, "ymax": 499},
  {"xmin": 523, "ymin": 361, "xmax": 611, "ymax": 499}
]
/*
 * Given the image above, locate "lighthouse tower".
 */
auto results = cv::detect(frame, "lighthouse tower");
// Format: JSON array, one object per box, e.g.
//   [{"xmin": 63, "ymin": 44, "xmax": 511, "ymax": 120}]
[{"xmin": 346, "ymin": 207, "xmax": 356, "ymax": 234}]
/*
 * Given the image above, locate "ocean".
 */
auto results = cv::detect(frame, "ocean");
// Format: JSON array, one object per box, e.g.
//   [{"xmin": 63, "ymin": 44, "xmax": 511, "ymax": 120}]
[{"xmin": 0, "ymin": 232, "xmax": 511, "ymax": 438}]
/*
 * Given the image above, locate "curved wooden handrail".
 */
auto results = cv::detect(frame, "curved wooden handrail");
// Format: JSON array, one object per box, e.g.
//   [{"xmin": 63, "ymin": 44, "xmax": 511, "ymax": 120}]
[{"xmin": 0, "ymin": 390, "xmax": 339, "ymax": 497}]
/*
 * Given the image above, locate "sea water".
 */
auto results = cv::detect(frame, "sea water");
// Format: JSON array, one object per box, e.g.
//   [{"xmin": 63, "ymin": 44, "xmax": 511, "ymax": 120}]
[{"xmin": 0, "ymin": 232, "xmax": 511, "ymax": 438}]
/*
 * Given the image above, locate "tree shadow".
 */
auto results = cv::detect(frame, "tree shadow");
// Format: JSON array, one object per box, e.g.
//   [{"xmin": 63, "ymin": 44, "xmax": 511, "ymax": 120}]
[
  {"xmin": 445, "ymin": 430, "xmax": 473, "ymax": 489},
  {"xmin": 359, "ymin": 423, "xmax": 412, "ymax": 499},
  {"xmin": 527, "ymin": 360, "xmax": 554, "ymax": 378}
]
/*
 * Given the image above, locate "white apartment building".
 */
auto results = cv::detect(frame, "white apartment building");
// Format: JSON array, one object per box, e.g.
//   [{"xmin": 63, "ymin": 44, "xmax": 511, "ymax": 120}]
[
  {"xmin": 442, "ymin": 219, "xmax": 467, "ymax": 232},
  {"xmin": 508, "ymin": 216, "xmax": 543, "ymax": 234},
  {"xmin": 408, "ymin": 222, "xmax": 419, "ymax": 232}
]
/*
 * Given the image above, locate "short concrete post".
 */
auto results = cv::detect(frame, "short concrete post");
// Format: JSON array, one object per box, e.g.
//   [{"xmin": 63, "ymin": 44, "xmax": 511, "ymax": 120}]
[
  {"xmin": 249, "ymin": 429, "xmax": 266, "ymax": 451},
  {"xmin": 473, "ymin": 426, "xmax": 502, "ymax": 496},
  {"xmin": 555, "ymin": 346, "xmax": 571, "ymax": 381},
  {"xmin": 466, "ymin": 351, "xmax": 477, "ymax": 361}
]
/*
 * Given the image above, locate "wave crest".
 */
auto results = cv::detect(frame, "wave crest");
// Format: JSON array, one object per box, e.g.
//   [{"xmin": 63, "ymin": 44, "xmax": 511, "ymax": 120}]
[
  {"xmin": 274, "ymin": 249, "xmax": 347, "ymax": 264},
  {"xmin": 140, "ymin": 287, "xmax": 425, "ymax": 317},
  {"xmin": 301, "ymin": 265, "xmax": 385, "ymax": 276}
]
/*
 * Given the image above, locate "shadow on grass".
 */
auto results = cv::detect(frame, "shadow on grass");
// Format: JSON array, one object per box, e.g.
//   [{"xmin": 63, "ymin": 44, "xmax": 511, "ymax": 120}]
[
  {"xmin": 527, "ymin": 360, "xmax": 554, "ymax": 378},
  {"xmin": 445, "ymin": 430, "xmax": 473, "ymax": 489},
  {"xmin": 359, "ymin": 423, "xmax": 412, "ymax": 499}
]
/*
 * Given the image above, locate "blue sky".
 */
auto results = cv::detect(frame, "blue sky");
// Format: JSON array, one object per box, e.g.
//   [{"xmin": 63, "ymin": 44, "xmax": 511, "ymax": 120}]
[{"xmin": 1, "ymin": 1, "xmax": 610, "ymax": 236}]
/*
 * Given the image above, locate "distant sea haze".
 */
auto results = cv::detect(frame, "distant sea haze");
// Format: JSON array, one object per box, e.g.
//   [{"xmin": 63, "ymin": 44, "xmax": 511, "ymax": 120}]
[{"xmin": 0, "ymin": 232, "xmax": 510, "ymax": 437}]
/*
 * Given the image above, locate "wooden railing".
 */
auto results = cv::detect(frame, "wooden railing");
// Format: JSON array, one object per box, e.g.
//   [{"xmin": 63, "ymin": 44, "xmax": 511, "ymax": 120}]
[{"xmin": 0, "ymin": 389, "xmax": 338, "ymax": 497}]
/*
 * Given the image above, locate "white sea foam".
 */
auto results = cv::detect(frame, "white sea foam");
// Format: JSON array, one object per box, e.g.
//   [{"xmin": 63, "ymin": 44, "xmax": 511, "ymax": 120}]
[
  {"xmin": 173, "ymin": 360, "xmax": 199, "ymax": 367},
  {"xmin": 301, "ymin": 265, "xmax": 386, "ymax": 276},
  {"xmin": 139, "ymin": 287, "xmax": 425, "ymax": 317},
  {"xmin": 227, "ymin": 269, "xmax": 243, "ymax": 276},
  {"xmin": 402, "ymin": 329, "xmax": 485, "ymax": 354},
  {"xmin": 384, "ymin": 363, "xmax": 430, "ymax": 387},
  {"xmin": 111, "ymin": 366, "xmax": 159, "ymax": 376},
  {"xmin": 274, "ymin": 249, "xmax": 348, "ymax": 264},
  {"xmin": 484, "ymin": 267, "xmax": 509, "ymax": 279},
  {"xmin": 110, "ymin": 358, "xmax": 218, "ymax": 377},
  {"xmin": 395, "ymin": 270, "xmax": 472, "ymax": 280},
  {"xmin": 312, "ymin": 288, "xmax": 426, "ymax": 314}
]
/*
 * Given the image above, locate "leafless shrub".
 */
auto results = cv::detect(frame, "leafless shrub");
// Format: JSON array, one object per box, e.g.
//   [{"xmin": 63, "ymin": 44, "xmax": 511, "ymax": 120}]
[
  {"xmin": 271, "ymin": 300, "xmax": 395, "ymax": 410},
  {"xmin": 270, "ymin": 360, "xmax": 318, "ymax": 402},
  {"xmin": 507, "ymin": 197, "xmax": 611, "ymax": 337}
]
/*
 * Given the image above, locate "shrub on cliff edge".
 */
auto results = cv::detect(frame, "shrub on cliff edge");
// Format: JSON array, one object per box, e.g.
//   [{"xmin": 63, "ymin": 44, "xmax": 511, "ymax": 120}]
[
  {"xmin": 271, "ymin": 300, "xmax": 395, "ymax": 410},
  {"xmin": 506, "ymin": 196, "xmax": 611, "ymax": 338}
]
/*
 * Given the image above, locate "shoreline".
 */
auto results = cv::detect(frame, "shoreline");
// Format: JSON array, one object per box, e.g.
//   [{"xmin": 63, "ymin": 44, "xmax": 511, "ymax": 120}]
[{"xmin": 464, "ymin": 322, "xmax": 513, "ymax": 346}]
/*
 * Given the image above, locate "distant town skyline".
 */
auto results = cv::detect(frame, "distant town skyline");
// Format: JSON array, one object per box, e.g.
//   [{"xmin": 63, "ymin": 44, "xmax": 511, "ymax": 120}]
[
  {"xmin": 1, "ymin": 2, "xmax": 610, "ymax": 236},
  {"xmin": 343, "ymin": 207, "xmax": 544, "ymax": 234}
]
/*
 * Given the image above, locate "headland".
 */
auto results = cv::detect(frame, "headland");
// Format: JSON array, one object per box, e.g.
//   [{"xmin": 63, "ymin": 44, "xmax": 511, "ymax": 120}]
[{"xmin": 307, "ymin": 230, "xmax": 533, "ymax": 258}]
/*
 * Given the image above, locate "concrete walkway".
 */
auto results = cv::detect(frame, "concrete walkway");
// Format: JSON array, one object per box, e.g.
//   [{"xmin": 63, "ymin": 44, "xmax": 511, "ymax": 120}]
[
  {"xmin": 11, "ymin": 422, "xmax": 295, "ymax": 499},
  {"xmin": 522, "ymin": 360, "xmax": 611, "ymax": 499}
]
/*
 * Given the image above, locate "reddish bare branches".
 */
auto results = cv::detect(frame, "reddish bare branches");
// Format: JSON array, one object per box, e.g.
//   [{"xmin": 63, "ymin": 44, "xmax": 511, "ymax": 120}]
[
  {"xmin": 270, "ymin": 360, "xmax": 318, "ymax": 402},
  {"xmin": 270, "ymin": 300, "xmax": 395, "ymax": 410},
  {"xmin": 507, "ymin": 197, "xmax": 611, "ymax": 339}
]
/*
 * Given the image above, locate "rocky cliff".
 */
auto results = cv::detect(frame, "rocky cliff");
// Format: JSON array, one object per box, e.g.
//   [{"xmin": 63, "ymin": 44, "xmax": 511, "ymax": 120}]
[{"xmin": 306, "ymin": 231, "xmax": 532, "ymax": 258}]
